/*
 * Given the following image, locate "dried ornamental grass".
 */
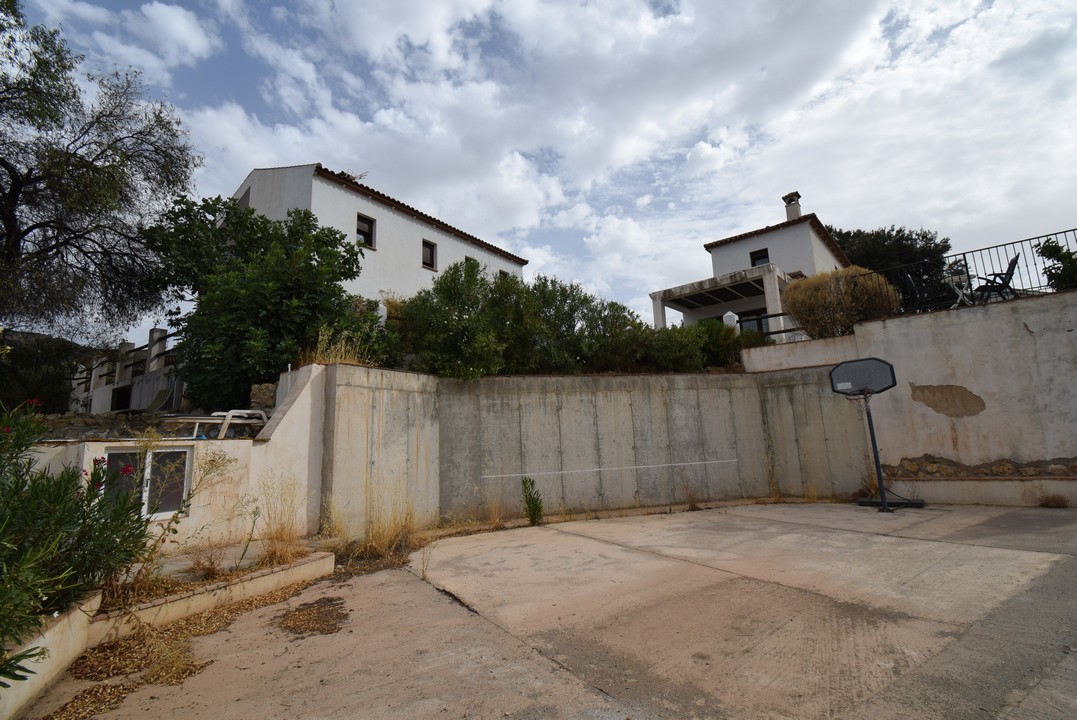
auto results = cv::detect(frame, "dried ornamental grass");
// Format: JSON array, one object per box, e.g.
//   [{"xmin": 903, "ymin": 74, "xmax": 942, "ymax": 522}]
[{"xmin": 784, "ymin": 266, "xmax": 901, "ymax": 338}]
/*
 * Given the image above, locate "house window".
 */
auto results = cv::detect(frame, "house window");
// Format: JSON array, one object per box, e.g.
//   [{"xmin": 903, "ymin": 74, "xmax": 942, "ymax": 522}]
[
  {"xmin": 464, "ymin": 255, "xmax": 477, "ymax": 267},
  {"xmin": 750, "ymin": 249, "xmax": 770, "ymax": 267},
  {"xmin": 422, "ymin": 240, "xmax": 437, "ymax": 270},
  {"xmin": 105, "ymin": 448, "xmax": 192, "ymax": 517},
  {"xmin": 498, "ymin": 270, "xmax": 511, "ymax": 279},
  {"xmin": 356, "ymin": 213, "xmax": 376, "ymax": 249}
]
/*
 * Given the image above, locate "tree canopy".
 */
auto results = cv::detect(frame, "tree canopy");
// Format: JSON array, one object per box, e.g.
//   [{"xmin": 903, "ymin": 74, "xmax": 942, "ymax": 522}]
[
  {"xmin": 0, "ymin": 0, "xmax": 199, "ymax": 338},
  {"xmin": 826, "ymin": 224, "xmax": 951, "ymax": 274},
  {"xmin": 394, "ymin": 261, "xmax": 765, "ymax": 378},
  {"xmin": 146, "ymin": 197, "xmax": 363, "ymax": 411}
]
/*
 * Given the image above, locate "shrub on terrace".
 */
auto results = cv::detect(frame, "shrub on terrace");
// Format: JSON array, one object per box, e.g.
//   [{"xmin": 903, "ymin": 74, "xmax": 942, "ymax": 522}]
[{"xmin": 783, "ymin": 266, "xmax": 901, "ymax": 339}]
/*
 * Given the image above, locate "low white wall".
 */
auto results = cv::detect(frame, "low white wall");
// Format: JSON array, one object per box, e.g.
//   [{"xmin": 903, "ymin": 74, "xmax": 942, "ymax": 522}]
[
  {"xmin": 743, "ymin": 335, "xmax": 858, "ymax": 372},
  {"xmin": 2, "ymin": 593, "xmax": 101, "ymax": 720}
]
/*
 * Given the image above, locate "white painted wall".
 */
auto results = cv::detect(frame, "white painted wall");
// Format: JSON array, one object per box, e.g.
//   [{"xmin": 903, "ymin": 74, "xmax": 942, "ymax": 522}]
[
  {"xmin": 234, "ymin": 165, "xmax": 525, "ymax": 302},
  {"xmin": 232, "ymin": 165, "xmax": 313, "ymax": 218},
  {"xmin": 707, "ymin": 222, "xmax": 843, "ymax": 279}
]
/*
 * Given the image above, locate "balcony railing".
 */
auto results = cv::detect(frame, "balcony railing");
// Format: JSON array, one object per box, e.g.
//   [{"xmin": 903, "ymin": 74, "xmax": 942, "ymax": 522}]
[{"xmin": 860, "ymin": 228, "xmax": 1076, "ymax": 316}]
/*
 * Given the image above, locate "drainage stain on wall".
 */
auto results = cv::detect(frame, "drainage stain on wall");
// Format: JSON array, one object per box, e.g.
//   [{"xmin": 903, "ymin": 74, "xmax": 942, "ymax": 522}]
[{"xmin": 908, "ymin": 383, "xmax": 986, "ymax": 418}]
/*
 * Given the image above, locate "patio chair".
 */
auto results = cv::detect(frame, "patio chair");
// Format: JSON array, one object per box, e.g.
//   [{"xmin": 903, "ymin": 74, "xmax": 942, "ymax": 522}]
[
  {"xmin": 974, "ymin": 256, "xmax": 1019, "ymax": 302},
  {"xmin": 901, "ymin": 272, "xmax": 927, "ymax": 313}
]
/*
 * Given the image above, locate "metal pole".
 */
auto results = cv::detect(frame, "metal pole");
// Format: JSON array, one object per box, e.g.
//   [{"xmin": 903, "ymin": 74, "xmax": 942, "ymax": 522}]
[{"xmin": 862, "ymin": 395, "xmax": 892, "ymax": 513}]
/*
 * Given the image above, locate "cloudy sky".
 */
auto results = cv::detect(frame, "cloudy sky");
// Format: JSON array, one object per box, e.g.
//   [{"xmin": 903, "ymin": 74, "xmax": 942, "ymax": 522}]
[{"xmin": 25, "ymin": 0, "xmax": 1077, "ymax": 331}]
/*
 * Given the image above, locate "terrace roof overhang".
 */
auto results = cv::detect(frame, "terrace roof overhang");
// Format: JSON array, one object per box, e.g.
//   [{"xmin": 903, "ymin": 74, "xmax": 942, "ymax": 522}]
[{"xmin": 649, "ymin": 264, "xmax": 791, "ymax": 313}]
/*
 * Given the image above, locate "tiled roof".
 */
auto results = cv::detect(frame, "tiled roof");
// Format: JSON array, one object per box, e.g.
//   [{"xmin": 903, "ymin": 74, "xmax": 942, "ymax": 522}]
[
  {"xmin": 313, "ymin": 165, "xmax": 528, "ymax": 266},
  {"xmin": 702, "ymin": 213, "xmax": 850, "ymax": 267}
]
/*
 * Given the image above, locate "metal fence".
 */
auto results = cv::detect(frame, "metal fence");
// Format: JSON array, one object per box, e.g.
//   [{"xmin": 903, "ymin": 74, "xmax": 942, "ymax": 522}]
[
  {"xmin": 737, "ymin": 227, "xmax": 1076, "ymax": 338},
  {"xmin": 861, "ymin": 227, "xmax": 1076, "ymax": 315}
]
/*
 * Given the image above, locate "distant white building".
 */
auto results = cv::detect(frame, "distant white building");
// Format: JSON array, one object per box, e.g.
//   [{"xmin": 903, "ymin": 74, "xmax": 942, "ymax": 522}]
[
  {"xmin": 231, "ymin": 164, "xmax": 528, "ymax": 300},
  {"xmin": 650, "ymin": 192, "xmax": 849, "ymax": 338}
]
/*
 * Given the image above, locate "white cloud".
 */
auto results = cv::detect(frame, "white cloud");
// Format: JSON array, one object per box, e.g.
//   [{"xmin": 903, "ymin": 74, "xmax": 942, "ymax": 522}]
[{"xmin": 24, "ymin": 0, "xmax": 1077, "ymax": 333}]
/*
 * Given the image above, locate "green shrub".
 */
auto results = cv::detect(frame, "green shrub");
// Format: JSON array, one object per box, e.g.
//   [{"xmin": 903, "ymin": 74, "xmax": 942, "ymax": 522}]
[
  {"xmin": 521, "ymin": 477, "xmax": 544, "ymax": 526},
  {"xmin": 0, "ymin": 403, "xmax": 150, "ymax": 694},
  {"xmin": 783, "ymin": 266, "xmax": 901, "ymax": 339}
]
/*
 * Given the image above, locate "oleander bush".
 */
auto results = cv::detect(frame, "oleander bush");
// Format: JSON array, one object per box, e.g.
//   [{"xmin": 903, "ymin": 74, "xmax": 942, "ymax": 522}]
[{"xmin": 0, "ymin": 403, "xmax": 150, "ymax": 693}]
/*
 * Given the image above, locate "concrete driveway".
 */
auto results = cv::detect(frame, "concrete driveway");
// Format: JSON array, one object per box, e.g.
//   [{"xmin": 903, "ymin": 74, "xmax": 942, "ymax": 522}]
[{"xmin": 29, "ymin": 503, "xmax": 1077, "ymax": 719}]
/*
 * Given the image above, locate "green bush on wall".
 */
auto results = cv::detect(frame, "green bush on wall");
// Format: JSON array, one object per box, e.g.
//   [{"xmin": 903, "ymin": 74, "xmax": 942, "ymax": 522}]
[{"xmin": 783, "ymin": 266, "xmax": 901, "ymax": 339}]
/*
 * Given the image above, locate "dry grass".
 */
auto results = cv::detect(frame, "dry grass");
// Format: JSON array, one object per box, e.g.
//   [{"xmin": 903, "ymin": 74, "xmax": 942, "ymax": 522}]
[
  {"xmin": 803, "ymin": 483, "xmax": 819, "ymax": 503},
  {"xmin": 52, "ymin": 580, "xmax": 313, "ymax": 719},
  {"xmin": 784, "ymin": 266, "xmax": 901, "ymax": 339},
  {"xmin": 682, "ymin": 479, "xmax": 702, "ymax": 511},
  {"xmin": 321, "ymin": 491, "xmax": 426, "ymax": 564},
  {"xmin": 346, "ymin": 506, "xmax": 423, "ymax": 560},
  {"xmin": 187, "ymin": 539, "xmax": 230, "ymax": 580},
  {"xmin": 297, "ymin": 325, "xmax": 381, "ymax": 366},
  {"xmin": 257, "ymin": 471, "xmax": 308, "ymax": 567}
]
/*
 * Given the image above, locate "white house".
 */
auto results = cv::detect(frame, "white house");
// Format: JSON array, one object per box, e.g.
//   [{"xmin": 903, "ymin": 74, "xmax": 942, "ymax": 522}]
[
  {"xmin": 650, "ymin": 192, "xmax": 849, "ymax": 337},
  {"xmin": 232, "ymin": 164, "xmax": 528, "ymax": 301}
]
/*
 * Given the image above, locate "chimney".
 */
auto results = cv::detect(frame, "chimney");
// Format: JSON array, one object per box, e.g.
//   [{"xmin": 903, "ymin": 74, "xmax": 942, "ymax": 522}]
[{"xmin": 782, "ymin": 191, "xmax": 802, "ymax": 221}]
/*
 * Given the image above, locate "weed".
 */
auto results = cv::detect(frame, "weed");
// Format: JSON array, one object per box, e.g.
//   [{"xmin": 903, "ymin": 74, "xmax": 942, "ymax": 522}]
[
  {"xmin": 419, "ymin": 540, "xmax": 438, "ymax": 581},
  {"xmin": 1039, "ymin": 493, "xmax": 1069, "ymax": 509},
  {"xmin": 257, "ymin": 471, "xmax": 307, "ymax": 567},
  {"xmin": 803, "ymin": 483, "xmax": 819, "ymax": 503},
  {"xmin": 682, "ymin": 479, "xmax": 701, "ymax": 511},
  {"xmin": 187, "ymin": 539, "xmax": 229, "ymax": 580},
  {"xmin": 522, "ymin": 476, "xmax": 544, "ymax": 526}
]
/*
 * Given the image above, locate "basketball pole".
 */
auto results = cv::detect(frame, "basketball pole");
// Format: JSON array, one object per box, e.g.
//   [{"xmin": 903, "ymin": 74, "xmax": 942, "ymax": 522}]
[{"xmin": 861, "ymin": 392, "xmax": 892, "ymax": 513}]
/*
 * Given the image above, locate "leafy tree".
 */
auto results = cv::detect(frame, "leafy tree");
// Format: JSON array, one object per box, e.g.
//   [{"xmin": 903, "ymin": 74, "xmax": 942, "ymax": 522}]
[
  {"xmin": 0, "ymin": 0, "xmax": 199, "ymax": 337},
  {"xmin": 396, "ymin": 260, "xmax": 505, "ymax": 379},
  {"xmin": 1036, "ymin": 238, "xmax": 1077, "ymax": 291},
  {"xmin": 827, "ymin": 225, "xmax": 951, "ymax": 273},
  {"xmin": 145, "ymin": 198, "xmax": 362, "ymax": 411},
  {"xmin": 0, "ymin": 330, "xmax": 92, "ymax": 412}
]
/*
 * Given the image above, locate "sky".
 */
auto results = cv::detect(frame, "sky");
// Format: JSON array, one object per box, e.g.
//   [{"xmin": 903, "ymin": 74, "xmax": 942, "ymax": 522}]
[{"xmin": 24, "ymin": 0, "xmax": 1077, "ymax": 336}]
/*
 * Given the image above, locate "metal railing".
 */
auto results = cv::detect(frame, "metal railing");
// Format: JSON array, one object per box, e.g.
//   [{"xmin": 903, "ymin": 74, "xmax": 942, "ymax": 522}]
[
  {"xmin": 733, "ymin": 228, "xmax": 1076, "ymax": 340},
  {"xmin": 862, "ymin": 228, "xmax": 1076, "ymax": 316}
]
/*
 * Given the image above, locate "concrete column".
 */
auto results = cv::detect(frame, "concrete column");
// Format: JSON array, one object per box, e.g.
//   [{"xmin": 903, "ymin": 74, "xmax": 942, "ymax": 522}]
[
  {"xmin": 651, "ymin": 296, "xmax": 667, "ymax": 329},
  {"xmin": 115, "ymin": 342, "xmax": 135, "ymax": 384},
  {"xmin": 148, "ymin": 328, "xmax": 167, "ymax": 372},
  {"xmin": 761, "ymin": 266, "xmax": 787, "ymax": 335},
  {"xmin": 723, "ymin": 311, "xmax": 739, "ymax": 332},
  {"xmin": 90, "ymin": 359, "xmax": 110, "ymax": 390}
]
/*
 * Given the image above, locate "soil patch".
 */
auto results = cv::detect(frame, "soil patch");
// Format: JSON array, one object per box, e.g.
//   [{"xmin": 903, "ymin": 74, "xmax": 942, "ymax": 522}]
[{"xmin": 274, "ymin": 596, "xmax": 349, "ymax": 636}]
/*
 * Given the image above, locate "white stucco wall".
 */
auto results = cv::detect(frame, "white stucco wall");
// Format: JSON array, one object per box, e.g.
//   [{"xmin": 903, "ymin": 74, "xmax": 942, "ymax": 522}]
[
  {"xmin": 232, "ymin": 165, "xmax": 314, "ymax": 219},
  {"xmin": 233, "ymin": 165, "xmax": 525, "ymax": 303},
  {"xmin": 707, "ymin": 222, "xmax": 843, "ymax": 279},
  {"xmin": 307, "ymin": 175, "xmax": 524, "ymax": 300}
]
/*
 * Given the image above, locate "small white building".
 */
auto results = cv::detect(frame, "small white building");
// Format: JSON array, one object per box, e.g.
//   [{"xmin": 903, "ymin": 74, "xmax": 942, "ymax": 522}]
[
  {"xmin": 232, "ymin": 163, "xmax": 528, "ymax": 300},
  {"xmin": 650, "ymin": 192, "xmax": 849, "ymax": 337}
]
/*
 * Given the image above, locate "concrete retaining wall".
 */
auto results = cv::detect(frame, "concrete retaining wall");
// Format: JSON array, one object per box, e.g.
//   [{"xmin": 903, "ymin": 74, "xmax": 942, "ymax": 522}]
[
  {"xmin": 430, "ymin": 369, "xmax": 869, "ymax": 519},
  {"xmin": 743, "ymin": 292, "xmax": 1077, "ymax": 469},
  {"xmin": 321, "ymin": 365, "xmax": 440, "ymax": 537}
]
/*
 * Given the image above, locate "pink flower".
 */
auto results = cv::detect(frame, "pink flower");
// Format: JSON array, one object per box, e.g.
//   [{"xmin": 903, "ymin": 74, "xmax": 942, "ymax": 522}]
[
  {"xmin": 2, "ymin": 426, "xmax": 9, "ymax": 433},
  {"xmin": 26, "ymin": 398, "xmax": 42, "ymax": 407},
  {"xmin": 120, "ymin": 464, "xmax": 134, "ymax": 476}
]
